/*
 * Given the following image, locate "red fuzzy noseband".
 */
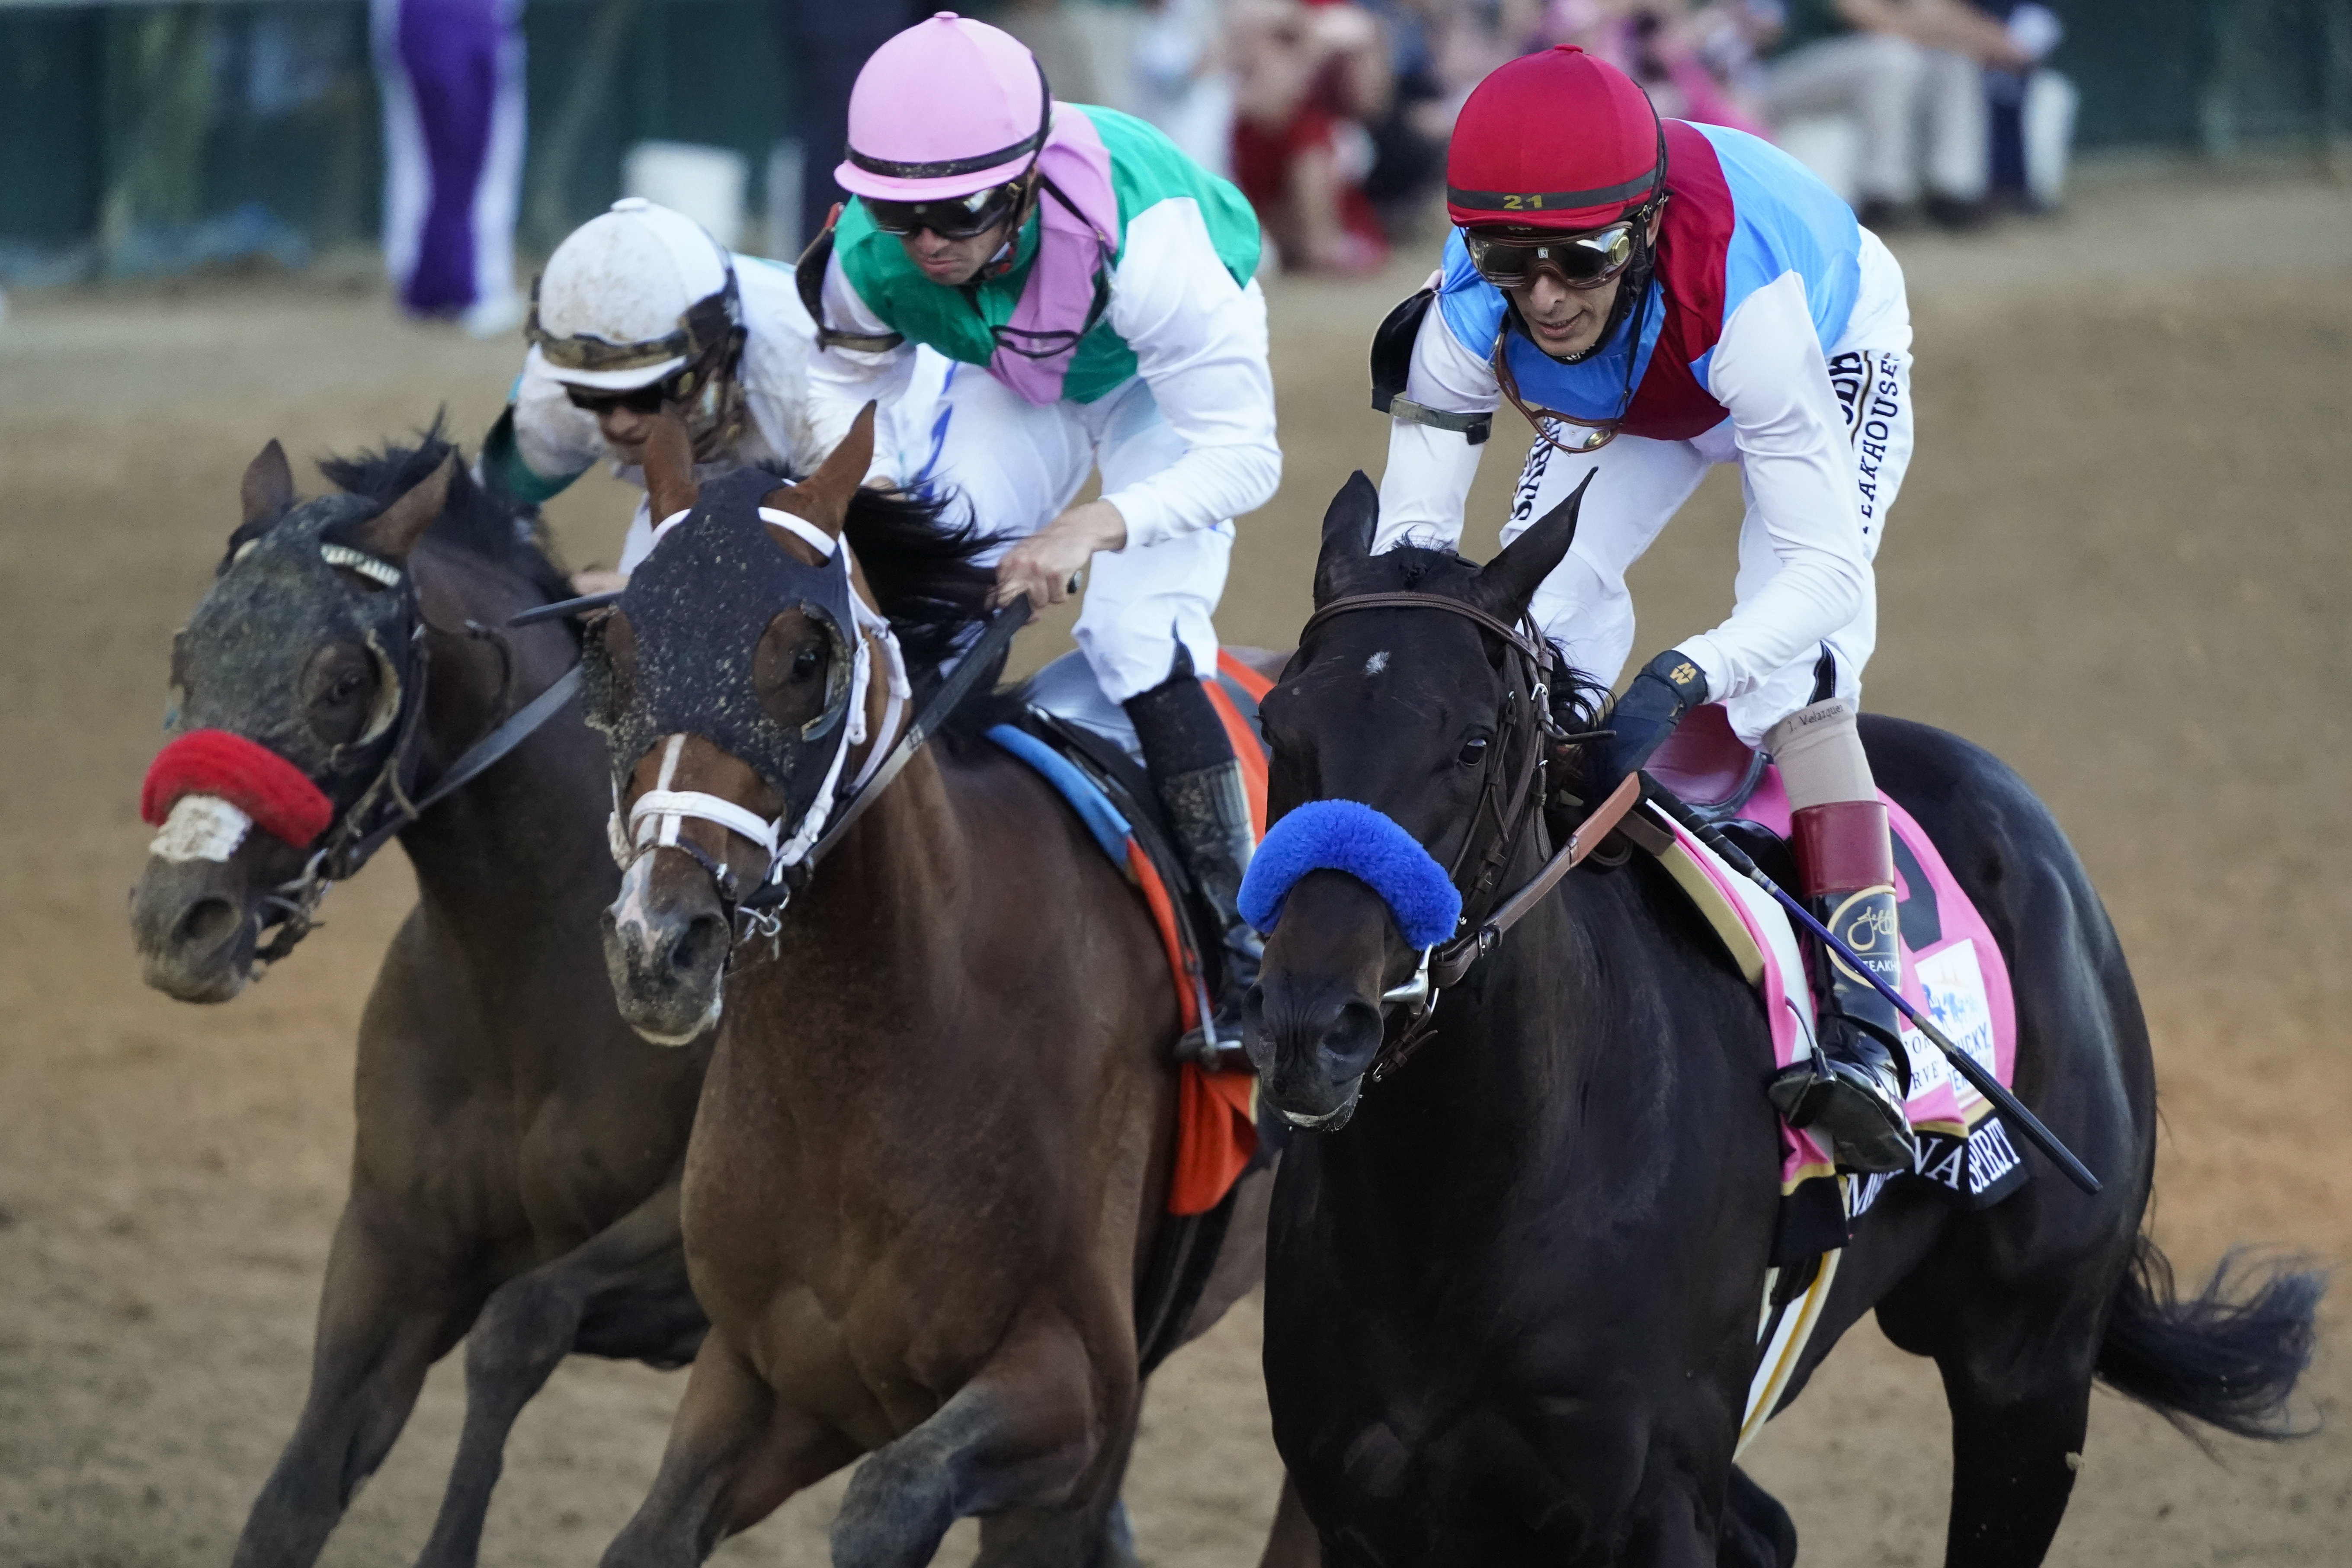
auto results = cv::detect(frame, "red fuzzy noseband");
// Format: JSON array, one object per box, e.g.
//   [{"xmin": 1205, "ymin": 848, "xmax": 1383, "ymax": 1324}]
[{"xmin": 141, "ymin": 729, "xmax": 334, "ymax": 849}]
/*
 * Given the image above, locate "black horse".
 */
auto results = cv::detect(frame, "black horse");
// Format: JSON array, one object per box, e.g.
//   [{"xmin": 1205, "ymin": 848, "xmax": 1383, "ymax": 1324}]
[
  {"xmin": 1240, "ymin": 473, "xmax": 2323, "ymax": 1566},
  {"xmin": 129, "ymin": 432, "xmax": 711, "ymax": 1568}
]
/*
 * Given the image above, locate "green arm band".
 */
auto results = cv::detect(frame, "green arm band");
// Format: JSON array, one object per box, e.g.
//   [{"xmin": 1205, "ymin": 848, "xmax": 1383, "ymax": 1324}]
[{"xmin": 479, "ymin": 405, "xmax": 586, "ymax": 507}]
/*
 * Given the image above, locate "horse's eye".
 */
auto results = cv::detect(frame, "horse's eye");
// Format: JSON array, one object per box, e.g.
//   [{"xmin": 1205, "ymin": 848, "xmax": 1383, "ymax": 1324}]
[
  {"xmin": 792, "ymin": 646, "xmax": 824, "ymax": 680},
  {"xmin": 329, "ymin": 669, "xmax": 367, "ymax": 704},
  {"xmin": 1457, "ymin": 736, "xmax": 1490, "ymax": 767}
]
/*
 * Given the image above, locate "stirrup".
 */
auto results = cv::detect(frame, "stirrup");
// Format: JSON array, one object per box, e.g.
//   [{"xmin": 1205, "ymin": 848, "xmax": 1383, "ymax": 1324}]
[{"xmin": 1769, "ymin": 1043, "xmax": 1917, "ymax": 1175}]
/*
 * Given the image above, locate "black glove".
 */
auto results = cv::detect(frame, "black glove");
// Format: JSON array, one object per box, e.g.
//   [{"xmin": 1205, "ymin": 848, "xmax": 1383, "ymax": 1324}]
[{"xmin": 1594, "ymin": 649, "xmax": 1709, "ymax": 792}]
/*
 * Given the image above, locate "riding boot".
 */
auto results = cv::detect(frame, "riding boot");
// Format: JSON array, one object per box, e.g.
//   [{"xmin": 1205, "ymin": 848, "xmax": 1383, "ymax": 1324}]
[
  {"xmin": 1124, "ymin": 648, "xmax": 1260, "ymax": 1061},
  {"xmin": 1767, "ymin": 799, "xmax": 1919, "ymax": 1174}
]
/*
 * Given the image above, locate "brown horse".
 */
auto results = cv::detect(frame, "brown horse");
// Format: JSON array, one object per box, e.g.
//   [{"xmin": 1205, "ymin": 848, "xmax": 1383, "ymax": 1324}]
[
  {"xmin": 583, "ymin": 411, "xmax": 1307, "ymax": 1568},
  {"xmin": 129, "ymin": 432, "xmax": 710, "ymax": 1568}
]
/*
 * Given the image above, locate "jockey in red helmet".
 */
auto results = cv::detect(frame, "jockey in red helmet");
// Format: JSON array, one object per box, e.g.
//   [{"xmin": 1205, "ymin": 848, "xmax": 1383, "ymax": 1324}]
[{"xmin": 1372, "ymin": 45, "xmax": 1920, "ymax": 1174}]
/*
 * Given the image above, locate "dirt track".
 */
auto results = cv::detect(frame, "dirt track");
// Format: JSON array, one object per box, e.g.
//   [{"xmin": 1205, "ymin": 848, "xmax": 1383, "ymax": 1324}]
[{"xmin": 2, "ymin": 165, "xmax": 2347, "ymax": 1565}]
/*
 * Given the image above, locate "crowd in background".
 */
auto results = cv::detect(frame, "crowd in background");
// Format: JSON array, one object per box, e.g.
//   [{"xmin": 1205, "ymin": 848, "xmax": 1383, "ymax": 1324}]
[
  {"xmin": 982, "ymin": 0, "xmax": 2076, "ymax": 276},
  {"xmin": 368, "ymin": 0, "xmax": 2078, "ymax": 327}
]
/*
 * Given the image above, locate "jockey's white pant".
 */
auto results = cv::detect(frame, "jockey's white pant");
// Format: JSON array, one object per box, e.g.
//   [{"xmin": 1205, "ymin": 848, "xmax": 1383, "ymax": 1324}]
[
  {"xmin": 1501, "ymin": 345, "xmax": 1915, "ymax": 748},
  {"xmin": 916, "ymin": 363, "xmax": 1232, "ymax": 705}
]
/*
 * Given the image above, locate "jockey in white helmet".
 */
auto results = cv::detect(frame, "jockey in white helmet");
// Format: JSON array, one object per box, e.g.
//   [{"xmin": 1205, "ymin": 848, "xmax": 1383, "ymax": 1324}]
[
  {"xmin": 804, "ymin": 11, "xmax": 1280, "ymax": 1049},
  {"xmin": 480, "ymin": 196, "xmax": 946, "ymax": 585}
]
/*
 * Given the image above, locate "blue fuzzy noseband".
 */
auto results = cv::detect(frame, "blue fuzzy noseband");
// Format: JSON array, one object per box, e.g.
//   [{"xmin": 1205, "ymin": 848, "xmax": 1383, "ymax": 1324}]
[{"xmin": 1239, "ymin": 799, "xmax": 1462, "ymax": 950}]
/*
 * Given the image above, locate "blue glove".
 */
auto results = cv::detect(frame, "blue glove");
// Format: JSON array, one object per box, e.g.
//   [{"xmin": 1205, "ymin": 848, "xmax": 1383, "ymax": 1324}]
[{"xmin": 1594, "ymin": 649, "xmax": 1709, "ymax": 792}]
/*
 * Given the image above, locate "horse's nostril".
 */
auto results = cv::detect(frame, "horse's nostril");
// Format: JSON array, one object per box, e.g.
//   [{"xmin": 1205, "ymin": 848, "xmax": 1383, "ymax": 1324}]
[
  {"xmin": 669, "ymin": 912, "xmax": 729, "ymax": 979},
  {"xmin": 175, "ymin": 897, "xmax": 242, "ymax": 951},
  {"xmin": 1317, "ymin": 1000, "xmax": 1384, "ymax": 1072}
]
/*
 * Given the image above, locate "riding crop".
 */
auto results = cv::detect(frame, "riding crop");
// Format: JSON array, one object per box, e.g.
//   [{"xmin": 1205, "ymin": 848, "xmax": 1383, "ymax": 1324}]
[{"xmin": 1641, "ymin": 779, "xmax": 2102, "ymax": 1196}]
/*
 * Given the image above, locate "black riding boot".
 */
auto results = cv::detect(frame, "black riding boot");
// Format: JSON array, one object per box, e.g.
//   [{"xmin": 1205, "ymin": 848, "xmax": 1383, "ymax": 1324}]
[
  {"xmin": 1767, "ymin": 802, "xmax": 1918, "ymax": 1174},
  {"xmin": 1125, "ymin": 648, "xmax": 1259, "ymax": 1059}
]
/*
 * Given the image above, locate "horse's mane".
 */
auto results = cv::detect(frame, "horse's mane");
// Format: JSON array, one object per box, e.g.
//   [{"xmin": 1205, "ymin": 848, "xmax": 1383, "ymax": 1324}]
[
  {"xmin": 839, "ymin": 484, "xmax": 998, "ymax": 682},
  {"xmin": 307, "ymin": 415, "xmax": 574, "ymax": 607}
]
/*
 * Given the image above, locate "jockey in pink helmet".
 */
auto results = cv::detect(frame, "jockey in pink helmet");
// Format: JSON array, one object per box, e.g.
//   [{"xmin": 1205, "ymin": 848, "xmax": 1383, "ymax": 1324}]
[{"xmin": 803, "ymin": 12, "xmax": 1279, "ymax": 1054}]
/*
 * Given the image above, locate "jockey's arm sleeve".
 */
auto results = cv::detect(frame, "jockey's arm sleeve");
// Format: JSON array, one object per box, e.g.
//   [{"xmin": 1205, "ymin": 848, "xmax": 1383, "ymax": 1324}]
[
  {"xmin": 1679, "ymin": 271, "xmax": 1871, "ymax": 701},
  {"xmin": 1373, "ymin": 301, "xmax": 1495, "ymax": 553},
  {"xmin": 484, "ymin": 365, "xmax": 601, "ymax": 506},
  {"xmin": 807, "ymin": 252, "xmax": 916, "ymax": 484},
  {"xmin": 1099, "ymin": 199, "xmax": 1282, "ymax": 551}
]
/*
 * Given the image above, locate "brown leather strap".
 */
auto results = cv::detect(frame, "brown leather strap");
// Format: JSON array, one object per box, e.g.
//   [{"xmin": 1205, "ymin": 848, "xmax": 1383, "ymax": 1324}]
[
  {"xmin": 1302, "ymin": 592, "xmax": 1548, "ymax": 670},
  {"xmin": 1428, "ymin": 772, "xmax": 1641, "ymax": 988}
]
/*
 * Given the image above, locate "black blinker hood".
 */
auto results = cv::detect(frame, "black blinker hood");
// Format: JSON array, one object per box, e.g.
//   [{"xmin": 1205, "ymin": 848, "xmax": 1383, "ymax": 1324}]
[{"xmin": 584, "ymin": 466, "xmax": 859, "ymax": 817}]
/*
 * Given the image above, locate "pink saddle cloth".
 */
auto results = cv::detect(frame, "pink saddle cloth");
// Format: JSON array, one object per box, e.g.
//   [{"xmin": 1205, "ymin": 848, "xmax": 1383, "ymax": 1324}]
[{"xmin": 1647, "ymin": 707, "xmax": 2028, "ymax": 1218}]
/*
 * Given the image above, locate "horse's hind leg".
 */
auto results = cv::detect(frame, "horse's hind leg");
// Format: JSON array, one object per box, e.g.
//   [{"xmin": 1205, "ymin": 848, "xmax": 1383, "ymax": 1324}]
[
  {"xmin": 1715, "ymin": 1466, "xmax": 1795, "ymax": 1568},
  {"xmin": 1881, "ymin": 1257, "xmax": 2103, "ymax": 1568},
  {"xmin": 414, "ymin": 1183, "xmax": 703, "ymax": 1568},
  {"xmin": 232, "ymin": 1197, "xmax": 481, "ymax": 1568},
  {"xmin": 601, "ymin": 1329, "xmax": 857, "ymax": 1568}
]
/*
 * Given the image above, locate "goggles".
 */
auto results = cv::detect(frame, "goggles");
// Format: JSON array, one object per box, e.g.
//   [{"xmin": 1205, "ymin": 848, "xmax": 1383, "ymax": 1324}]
[
  {"xmin": 1464, "ymin": 221, "xmax": 1638, "ymax": 291},
  {"xmin": 860, "ymin": 178, "xmax": 1030, "ymax": 240},
  {"xmin": 562, "ymin": 355, "xmax": 724, "ymax": 415}
]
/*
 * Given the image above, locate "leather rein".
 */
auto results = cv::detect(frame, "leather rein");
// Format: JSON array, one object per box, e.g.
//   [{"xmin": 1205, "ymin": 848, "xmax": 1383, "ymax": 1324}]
[{"xmin": 1295, "ymin": 591, "xmax": 1641, "ymax": 1084}]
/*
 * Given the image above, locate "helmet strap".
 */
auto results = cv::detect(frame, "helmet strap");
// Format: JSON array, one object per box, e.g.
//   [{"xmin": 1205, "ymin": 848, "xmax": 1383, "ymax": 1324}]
[{"xmin": 981, "ymin": 167, "xmax": 1046, "ymax": 281}]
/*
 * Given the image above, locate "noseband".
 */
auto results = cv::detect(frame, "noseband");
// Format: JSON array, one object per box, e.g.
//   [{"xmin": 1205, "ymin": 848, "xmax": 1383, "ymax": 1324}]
[{"xmin": 1295, "ymin": 590, "xmax": 1640, "ymax": 1082}]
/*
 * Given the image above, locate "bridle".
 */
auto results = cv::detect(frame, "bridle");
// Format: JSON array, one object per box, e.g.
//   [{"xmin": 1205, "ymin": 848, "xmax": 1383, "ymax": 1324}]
[
  {"xmin": 611, "ymin": 511, "xmax": 907, "ymax": 936},
  {"xmin": 610, "ymin": 523, "xmax": 1031, "ymax": 949},
  {"xmin": 261, "ymin": 554, "xmax": 586, "ymax": 965},
  {"xmin": 1295, "ymin": 590, "xmax": 1642, "ymax": 1084}
]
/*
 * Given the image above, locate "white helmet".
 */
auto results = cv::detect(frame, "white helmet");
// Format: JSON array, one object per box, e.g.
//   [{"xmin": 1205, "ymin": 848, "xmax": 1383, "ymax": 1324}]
[{"xmin": 526, "ymin": 198, "xmax": 743, "ymax": 390}]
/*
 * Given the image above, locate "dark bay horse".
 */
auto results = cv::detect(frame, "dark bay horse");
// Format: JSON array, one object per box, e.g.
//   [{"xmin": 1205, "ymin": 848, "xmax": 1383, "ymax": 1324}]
[
  {"xmin": 1241, "ymin": 473, "xmax": 2323, "ymax": 1566},
  {"xmin": 583, "ymin": 412, "xmax": 1303, "ymax": 1568},
  {"xmin": 129, "ymin": 434, "xmax": 711, "ymax": 1568}
]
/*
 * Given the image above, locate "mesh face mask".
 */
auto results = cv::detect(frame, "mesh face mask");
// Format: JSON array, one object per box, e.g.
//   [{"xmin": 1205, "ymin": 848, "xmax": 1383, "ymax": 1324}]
[
  {"xmin": 585, "ymin": 466, "xmax": 906, "ymax": 890},
  {"xmin": 176, "ymin": 497, "xmax": 423, "ymax": 785}
]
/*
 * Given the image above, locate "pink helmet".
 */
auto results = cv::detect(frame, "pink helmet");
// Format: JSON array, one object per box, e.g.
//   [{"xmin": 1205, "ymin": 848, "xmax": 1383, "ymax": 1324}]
[{"xmin": 836, "ymin": 12, "xmax": 1051, "ymax": 202}]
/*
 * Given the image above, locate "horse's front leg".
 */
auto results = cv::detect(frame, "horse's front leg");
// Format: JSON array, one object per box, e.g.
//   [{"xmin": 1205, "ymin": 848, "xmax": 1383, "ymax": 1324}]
[
  {"xmin": 231, "ymin": 1195, "xmax": 482, "ymax": 1568},
  {"xmin": 600, "ymin": 1328, "xmax": 860, "ymax": 1568},
  {"xmin": 413, "ymin": 1180, "xmax": 705, "ymax": 1568},
  {"xmin": 833, "ymin": 1305, "xmax": 1131, "ymax": 1568}
]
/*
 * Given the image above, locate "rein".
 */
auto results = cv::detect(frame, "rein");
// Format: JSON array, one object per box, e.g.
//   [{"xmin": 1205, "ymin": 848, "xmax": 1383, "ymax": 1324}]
[{"xmin": 1296, "ymin": 590, "xmax": 1637, "ymax": 1084}]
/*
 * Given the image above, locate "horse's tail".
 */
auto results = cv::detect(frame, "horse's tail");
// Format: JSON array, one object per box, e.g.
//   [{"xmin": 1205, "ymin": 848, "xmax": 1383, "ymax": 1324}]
[{"xmin": 2094, "ymin": 1234, "xmax": 2327, "ymax": 1445}]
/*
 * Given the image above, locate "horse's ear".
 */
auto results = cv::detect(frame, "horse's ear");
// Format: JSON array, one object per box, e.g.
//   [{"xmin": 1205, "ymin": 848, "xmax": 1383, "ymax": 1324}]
[
  {"xmin": 240, "ymin": 439, "xmax": 295, "ymax": 528},
  {"xmin": 1477, "ymin": 468, "xmax": 1593, "ymax": 619},
  {"xmin": 350, "ymin": 451, "xmax": 456, "ymax": 565},
  {"xmin": 766, "ymin": 402, "xmax": 875, "ymax": 542},
  {"xmin": 641, "ymin": 410, "xmax": 700, "ymax": 523},
  {"xmin": 1313, "ymin": 470, "xmax": 1379, "ymax": 606}
]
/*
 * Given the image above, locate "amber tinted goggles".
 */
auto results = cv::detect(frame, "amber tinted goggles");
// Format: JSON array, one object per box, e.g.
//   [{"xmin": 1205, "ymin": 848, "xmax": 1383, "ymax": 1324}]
[{"xmin": 1464, "ymin": 221, "xmax": 1638, "ymax": 290}]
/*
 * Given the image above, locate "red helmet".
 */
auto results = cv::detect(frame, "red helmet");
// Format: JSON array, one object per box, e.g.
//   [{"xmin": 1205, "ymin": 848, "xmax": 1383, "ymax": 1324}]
[{"xmin": 1445, "ymin": 46, "xmax": 1663, "ymax": 233}]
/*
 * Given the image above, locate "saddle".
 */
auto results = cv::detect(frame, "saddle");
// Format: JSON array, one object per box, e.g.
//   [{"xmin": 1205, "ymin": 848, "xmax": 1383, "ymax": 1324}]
[{"xmin": 986, "ymin": 649, "xmax": 1284, "ymax": 1374}]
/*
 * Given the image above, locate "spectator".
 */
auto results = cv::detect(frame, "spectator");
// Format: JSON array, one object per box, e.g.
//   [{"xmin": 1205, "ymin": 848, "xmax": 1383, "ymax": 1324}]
[
  {"xmin": 1126, "ymin": 0, "xmax": 1237, "ymax": 175},
  {"xmin": 1544, "ymin": 0, "xmax": 1778, "ymax": 136},
  {"xmin": 1974, "ymin": 1, "xmax": 2074, "ymax": 212},
  {"xmin": 1759, "ymin": 0, "xmax": 2034, "ymax": 230},
  {"xmin": 1229, "ymin": 0, "xmax": 1394, "ymax": 275},
  {"xmin": 776, "ymin": 0, "xmax": 923, "ymax": 254},
  {"xmin": 372, "ymin": 0, "xmax": 526, "ymax": 333}
]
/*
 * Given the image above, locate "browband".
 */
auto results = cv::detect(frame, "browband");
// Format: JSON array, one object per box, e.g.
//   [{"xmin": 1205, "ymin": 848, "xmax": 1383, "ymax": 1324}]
[{"xmin": 1301, "ymin": 592, "xmax": 1550, "ymax": 671}]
